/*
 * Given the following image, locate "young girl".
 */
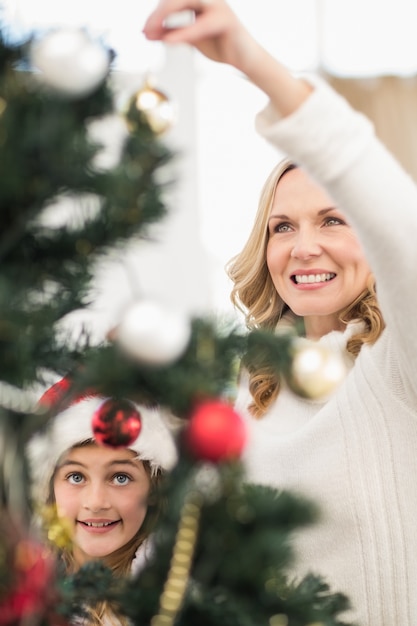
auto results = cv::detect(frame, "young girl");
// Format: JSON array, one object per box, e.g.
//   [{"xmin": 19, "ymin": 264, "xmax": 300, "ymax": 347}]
[
  {"xmin": 27, "ymin": 377, "xmax": 177, "ymax": 625},
  {"xmin": 144, "ymin": 2, "xmax": 417, "ymax": 625}
]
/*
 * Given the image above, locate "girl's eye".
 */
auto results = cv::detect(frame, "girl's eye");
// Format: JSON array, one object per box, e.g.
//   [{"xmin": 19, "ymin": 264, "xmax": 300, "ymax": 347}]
[
  {"xmin": 112, "ymin": 473, "xmax": 131, "ymax": 486},
  {"xmin": 67, "ymin": 472, "xmax": 84, "ymax": 485}
]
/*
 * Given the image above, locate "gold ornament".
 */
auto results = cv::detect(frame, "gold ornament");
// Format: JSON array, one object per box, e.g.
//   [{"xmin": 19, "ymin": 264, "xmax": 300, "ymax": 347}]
[
  {"xmin": 286, "ymin": 338, "xmax": 346, "ymax": 400},
  {"xmin": 269, "ymin": 616, "xmax": 289, "ymax": 626},
  {"xmin": 39, "ymin": 504, "xmax": 73, "ymax": 550},
  {"xmin": 129, "ymin": 79, "xmax": 176, "ymax": 135}
]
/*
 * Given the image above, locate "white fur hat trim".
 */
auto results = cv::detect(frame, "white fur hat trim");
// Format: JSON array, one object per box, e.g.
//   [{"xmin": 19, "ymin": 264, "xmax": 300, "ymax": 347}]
[{"xmin": 27, "ymin": 396, "xmax": 178, "ymax": 504}]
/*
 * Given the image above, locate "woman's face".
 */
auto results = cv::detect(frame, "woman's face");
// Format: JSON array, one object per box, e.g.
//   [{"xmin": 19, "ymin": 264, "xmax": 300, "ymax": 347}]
[
  {"xmin": 266, "ymin": 167, "xmax": 372, "ymax": 338},
  {"xmin": 53, "ymin": 443, "xmax": 150, "ymax": 567}
]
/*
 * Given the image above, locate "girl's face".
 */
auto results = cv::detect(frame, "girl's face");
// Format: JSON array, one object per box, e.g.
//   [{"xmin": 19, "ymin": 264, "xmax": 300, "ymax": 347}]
[
  {"xmin": 267, "ymin": 167, "xmax": 372, "ymax": 338},
  {"xmin": 53, "ymin": 443, "xmax": 151, "ymax": 567}
]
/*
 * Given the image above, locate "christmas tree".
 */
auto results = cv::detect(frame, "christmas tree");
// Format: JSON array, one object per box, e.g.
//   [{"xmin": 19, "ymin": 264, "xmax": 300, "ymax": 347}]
[{"xmin": 0, "ymin": 23, "xmax": 352, "ymax": 626}]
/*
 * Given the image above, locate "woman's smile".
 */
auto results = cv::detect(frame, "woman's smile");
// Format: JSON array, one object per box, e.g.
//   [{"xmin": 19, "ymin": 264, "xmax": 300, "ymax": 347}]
[{"xmin": 290, "ymin": 270, "xmax": 336, "ymax": 286}]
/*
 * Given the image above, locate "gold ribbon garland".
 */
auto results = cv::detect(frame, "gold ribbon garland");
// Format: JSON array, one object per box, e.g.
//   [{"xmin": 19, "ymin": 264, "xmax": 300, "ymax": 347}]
[{"xmin": 151, "ymin": 491, "xmax": 202, "ymax": 626}]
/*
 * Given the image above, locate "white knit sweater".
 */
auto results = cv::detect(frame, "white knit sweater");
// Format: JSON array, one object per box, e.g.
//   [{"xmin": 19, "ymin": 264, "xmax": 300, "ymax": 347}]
[{"xmin": 236, "ymin": 81, "xmax": 417, "ymax": 625}]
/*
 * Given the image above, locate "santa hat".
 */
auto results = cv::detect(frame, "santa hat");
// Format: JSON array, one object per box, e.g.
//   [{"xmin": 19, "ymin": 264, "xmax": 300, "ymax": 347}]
[{"xmin": 27, "ymin": 377, "xmax": 178, "ymax": 505}]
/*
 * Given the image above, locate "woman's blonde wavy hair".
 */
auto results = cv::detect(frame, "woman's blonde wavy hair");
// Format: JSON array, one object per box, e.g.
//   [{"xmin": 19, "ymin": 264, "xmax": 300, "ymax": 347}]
[
  {"xmin": 226, "ymin": 159, "xmax": 385, "ymax": 418},
  {"xmin": 46, "ymin": 442, "xmax": 164, "ymax": 626}
]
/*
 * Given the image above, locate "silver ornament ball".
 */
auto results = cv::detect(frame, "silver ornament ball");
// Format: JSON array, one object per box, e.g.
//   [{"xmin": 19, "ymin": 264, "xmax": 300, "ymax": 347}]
[
  {"xmin": 30, "ymin": 28, "xmax": 110, "ymax": 97},
  {"xmin": 116, "ymin": 300, "xmax": 191, "ymax": 365}
]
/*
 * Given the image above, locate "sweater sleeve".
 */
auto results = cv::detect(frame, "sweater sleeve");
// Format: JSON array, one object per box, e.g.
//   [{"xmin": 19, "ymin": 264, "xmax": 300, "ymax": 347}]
[{"xmin": 255, "ymin": 80, "xmax": 417, "ymax": 400}]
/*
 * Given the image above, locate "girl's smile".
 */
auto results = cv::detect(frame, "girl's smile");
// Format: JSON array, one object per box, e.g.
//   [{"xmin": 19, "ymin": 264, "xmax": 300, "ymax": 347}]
[{"xmin": 77, "ymin": 518, "xmax": 122, "ymax": 533}]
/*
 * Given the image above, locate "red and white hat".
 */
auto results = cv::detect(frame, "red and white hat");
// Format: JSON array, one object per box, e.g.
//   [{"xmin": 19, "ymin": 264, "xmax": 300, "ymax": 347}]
[{"xmin": 27, "ymin": 377, "xmax": 178, "ymax": 504}]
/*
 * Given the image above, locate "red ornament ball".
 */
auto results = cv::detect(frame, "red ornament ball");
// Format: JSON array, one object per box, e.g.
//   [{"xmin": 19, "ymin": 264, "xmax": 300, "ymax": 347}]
[
  {"xmin": 185, "ymin": 399, "xmax": 247, "ymax": 463},
  {"xmin": 92, "ymin": 398, "xmax": 142, "ymax": 448}
]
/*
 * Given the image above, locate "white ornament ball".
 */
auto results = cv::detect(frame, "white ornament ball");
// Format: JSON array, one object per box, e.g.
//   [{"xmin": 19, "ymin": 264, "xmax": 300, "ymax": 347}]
[
  {"xmin": 116, "ymin": 301, "xmax": 191, "ymax": 365},
  {"xmin": 30, "ymin": 28, "xmax": 110, "ymax": 97},
  {"xmin": 287, "ymin": 338, "xmax": 347, "ymax": 399}
]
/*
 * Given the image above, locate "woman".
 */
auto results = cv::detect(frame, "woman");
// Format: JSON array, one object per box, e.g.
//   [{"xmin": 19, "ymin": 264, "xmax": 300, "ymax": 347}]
[
  {"xmin": 27, "ymin": 378, "xmax": 177, "ymax": 625},
  {"xmin": 144, "ymin": 2, "xmax": 417, "ymax": 625},
  {"xmin": 227, "ymin": 158, "xmax": 380, "ymax": 415}
]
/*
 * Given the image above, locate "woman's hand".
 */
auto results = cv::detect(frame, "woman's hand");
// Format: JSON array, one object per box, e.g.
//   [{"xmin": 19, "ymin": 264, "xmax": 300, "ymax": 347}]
[{"xmin": 143, "ymin": 0, "xmax": 260, "ymax": 73}]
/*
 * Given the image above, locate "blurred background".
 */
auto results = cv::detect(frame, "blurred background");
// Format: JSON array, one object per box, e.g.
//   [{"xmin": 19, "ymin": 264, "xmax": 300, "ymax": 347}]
[{"xmin": 2, "ymin": 0, "xmax": 417, "ymax": 329}]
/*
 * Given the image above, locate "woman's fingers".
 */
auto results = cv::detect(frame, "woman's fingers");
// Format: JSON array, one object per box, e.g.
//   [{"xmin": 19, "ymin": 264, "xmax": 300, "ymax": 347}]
[
  {"xmin": 144, "ymin": 0, "xmax": 214, "ymax": 39},
  {"xmin": 143, "ymin": 0, "xmax": 251, "ymax": 67}
]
